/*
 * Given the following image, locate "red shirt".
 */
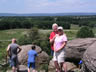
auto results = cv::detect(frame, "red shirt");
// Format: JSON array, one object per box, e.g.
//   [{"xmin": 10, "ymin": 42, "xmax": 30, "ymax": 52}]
[{"xmin": 49, "ymin": 31, "xmax": 58, "ymax": 50}]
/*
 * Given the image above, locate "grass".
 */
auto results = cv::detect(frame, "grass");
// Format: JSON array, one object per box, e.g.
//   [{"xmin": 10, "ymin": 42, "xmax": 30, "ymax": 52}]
[
  {"xmin": 0, "ymin": 41, "xmax": 10, "ymax": 60},
  {"xmin": 71, "ymin": 24, "xmax": 80, "ymax": 30},
  {"xmin": 0, "ymin": 63, "xmax": 11, "ymax": 72},
  {"xmin": 0, "ymin": 41, "xmax": 10, "ymax": 72},
  {"xmin": 0, "ymin": 25, "xmax": 95, "ymax": 41},
  {"xmin": 0, "ymin": 29, "xmax": 28, "ymax": 40},
  {"xmin": 93, "ymin": 27, "xmax": 96, "ymax": 37},
  {"xmin": 0, "ymin": 29, "xmax": 78, "ymax": 41}
]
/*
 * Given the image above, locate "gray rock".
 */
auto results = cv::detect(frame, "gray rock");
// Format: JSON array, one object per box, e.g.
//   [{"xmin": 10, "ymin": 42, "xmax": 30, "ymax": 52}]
[
  {"xmin": 48, "ymin": 60, "xmax": 77, "ymax": 72},
  {"xmin": 48, "ymin": 60, "xmax": 55, "ymax": 72},
  {"xmin": 19, "ymin": 65, "xmax": 28, "ymax": 72},
  {"xmin": 18, "ymin": 44, "xmax": 49, "ymax": 68},
  {"xmin": 7, "ymin": 65, "xmax": 34, "ymax": 72},
  {"xmin": 65, "ymin": 38, "xmax": 96, "ymax": 61},
  {"xmin": 18, "ymin": 45, "xmax": 42, "ymax": 65},
  {"xmin": 36, "ymin": 51, "xmax": 49, "ymax": 68},
  {"xmin": 81, "ymin": 41, "xmax": 96, "ymax": 72}
]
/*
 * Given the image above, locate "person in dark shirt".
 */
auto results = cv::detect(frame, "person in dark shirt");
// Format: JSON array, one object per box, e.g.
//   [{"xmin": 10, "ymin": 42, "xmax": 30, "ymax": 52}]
[{"xmin": 27, "ymin": 45, "xmax": 38, "ymax": 72}]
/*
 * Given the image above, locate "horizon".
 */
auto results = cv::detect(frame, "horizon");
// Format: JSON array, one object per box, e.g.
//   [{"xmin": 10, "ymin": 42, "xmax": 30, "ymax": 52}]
[{"xmin": 0, "ymin": 12, "xmax": 96, "ymax": 14}]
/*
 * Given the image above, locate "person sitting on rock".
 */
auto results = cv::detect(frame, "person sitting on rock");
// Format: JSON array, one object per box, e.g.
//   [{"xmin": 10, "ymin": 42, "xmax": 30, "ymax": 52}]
[
  {"xmin": 7, "ymin": 38, "xmax": 22, "ymax": 72},
  {"xmin": 27, "ymin": 45, "xmax": 38, "ymax": 72}
]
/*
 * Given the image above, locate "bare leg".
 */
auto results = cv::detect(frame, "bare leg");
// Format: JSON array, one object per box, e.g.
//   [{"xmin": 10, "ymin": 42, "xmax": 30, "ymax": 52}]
[
  {"xmin": 16, "ymin": 65, "xmax": 19, "ymax": 72},
  {"xmin": 32, "ymin": 69, "xmax": 37, "ymax": 72},
  {"xmin": 63, "ymin": 62, "xmax": 67, "ymax": 72},
  {"xmin": 54, "ymin": 61, "xmax": 60, "ymax": 72},
  {"xmin": 60, "ymin": 62, "xmax": 67, "ymax": 72},
  {"xmin": 28, "ymin": 68, "xmax": 30, "ymax": 72},
  {"xmin": 60, "ymin": 63, "xmax": 63, "ymax": 72},
  {"xmin": 12, "ymin": 66, "xmax": 16, "ymax": 72}
]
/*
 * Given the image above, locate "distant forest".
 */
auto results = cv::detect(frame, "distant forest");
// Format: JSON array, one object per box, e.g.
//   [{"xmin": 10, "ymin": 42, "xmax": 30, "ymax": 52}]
[{"xmin": 0, "ymin": 16, "xmax": 96, "ymax": 30}]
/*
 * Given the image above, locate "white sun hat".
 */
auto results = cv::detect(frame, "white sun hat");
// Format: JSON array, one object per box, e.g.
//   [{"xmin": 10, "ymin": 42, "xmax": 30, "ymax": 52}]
[{"xmin": 58, "ymin": 26, "xmax": 63, "ymax": 30}]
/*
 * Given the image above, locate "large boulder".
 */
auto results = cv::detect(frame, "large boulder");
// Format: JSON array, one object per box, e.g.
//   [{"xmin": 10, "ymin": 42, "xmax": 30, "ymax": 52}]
[
  {"xmin": 48, "ymin": 60, "xmax": 77, "ymax": 72},
  {"xmin": 18, "ymin": 45, "xmax": 49, "ymax": 68},
  {"xmin": 7, "ymin": 65, "xmax": 37, "ymax": 72},
  {"xmin": 65, "ymin": 38, "xmax": 96, "ymax": 61},
  {"xmin": 81, "ymin": 41, "xmax": 96, "ymax": 72}
]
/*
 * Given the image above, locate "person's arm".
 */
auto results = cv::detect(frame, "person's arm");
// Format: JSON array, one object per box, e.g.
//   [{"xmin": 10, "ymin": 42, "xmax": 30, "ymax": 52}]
[
  {"xmin": 6, "ymin": 45, "xmax": 10, "ymax": 63},
  {"xmin": 17, "ymin": 46, "xmax": 22, "ymax": 54},
  {"xmin": 54, "ymin": 42, "xmax": 56, "ymax": 52},
  {"xmin": 35, "ymin": 52, "xmax": 38, "ymax": 57},
  {"xmin": 50, "ymin": 36, "xmax": 56, "ymax": 44},
  {"xmin": 6, "ymin": 45, "xmax": 11, "ymax": 56},
  {"xmin": 56, "ymin": 41, "xmax": 67, "ymax": 52},
  {"xmin": 49, "ymin": 33, "xmax": 57, "ymax": 44}
]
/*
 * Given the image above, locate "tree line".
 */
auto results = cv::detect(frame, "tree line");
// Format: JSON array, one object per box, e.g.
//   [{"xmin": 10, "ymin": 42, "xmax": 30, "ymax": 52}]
[{"xmin": 0, "ymin": 16, "xmax": 96, "ymax": 30}]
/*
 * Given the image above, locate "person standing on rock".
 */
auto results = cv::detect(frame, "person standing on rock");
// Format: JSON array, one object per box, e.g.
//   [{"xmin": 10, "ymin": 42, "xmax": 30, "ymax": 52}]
[
  {"xmin": 7, "ymin": 38, "xmax": 22, "ymax": 72},
  {"xmin": 53, "ymin": 26, "xmax": 67, "ymax": 72},
  {"xmin": 49, "ymin": 23, "xmax": 58, "ymax": 56},
  {"xmin": 27, "ymin": 45, "xmax": 38, "ymax": 72}
]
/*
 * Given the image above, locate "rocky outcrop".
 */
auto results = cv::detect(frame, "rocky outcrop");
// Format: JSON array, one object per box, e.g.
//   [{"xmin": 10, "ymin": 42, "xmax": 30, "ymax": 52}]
[
  {"xmin": 7, "ymin": 65, "xmax": 38, "ymax": 72},
  {"xmin": 48, "ymin": 60, "xmax": 77, "ymax": 72},
  {"xmin": 48, "ymin": 38, "xmax": 96, "ymax": 72},
  {"xmin": 18, "ymin": 45, "xmax": 49, "ymax": 68},
  {"xmin": 65, "ymin": 38, "xmax": 96, "ymax": 61},
  {"xmin": 81, "ymin": 41, "xmax": 96, "ymax": 72},
  {"xmin": 7, "ymin": 65, "xmax": 27, "ymax": 72},
  {"xmin": 7, "ymin": 38, "xmax": 96, "ymax": 72}
]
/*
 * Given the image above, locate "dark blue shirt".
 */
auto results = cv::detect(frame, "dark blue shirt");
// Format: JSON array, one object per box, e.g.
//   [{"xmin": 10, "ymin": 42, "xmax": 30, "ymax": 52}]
[{"xmin": 28, "ymin": 50, "xmax": 37, "ymax": 62}]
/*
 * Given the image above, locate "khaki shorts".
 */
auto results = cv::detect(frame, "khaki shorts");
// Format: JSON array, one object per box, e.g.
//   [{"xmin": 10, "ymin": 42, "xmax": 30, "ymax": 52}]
[{"xmin": 53, "ymin": 48, "xmax": 65, "ymax": 63}]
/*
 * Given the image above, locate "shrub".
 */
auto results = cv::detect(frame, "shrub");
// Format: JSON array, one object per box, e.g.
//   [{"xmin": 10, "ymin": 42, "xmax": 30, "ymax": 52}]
[
  {"xmin": 18, "ymin": 27, "xmax": 40, "ymax": 45},
  {"xmin": 76, "ymin": 26, "xmax": 94, "ymax": 38},
  {"xmin": 18, "ymin": 27, "xmax": 51, "ymax": 55},
  {"xmin": 17, "ymin": 35, "xmax": 31, "ymax": 45},
  {"xmin": 57, "ymin": 21, "xmax": 71, "ymax": 29},
  {"xmin": 39, "ymin": 33, "xmax": 51, "ymax": 55}
]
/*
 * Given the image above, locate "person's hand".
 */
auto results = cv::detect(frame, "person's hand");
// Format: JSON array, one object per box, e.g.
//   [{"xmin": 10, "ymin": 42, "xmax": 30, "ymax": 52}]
[
  {"xmin": 54, "ymin": 48, "xmax": 57, "ymax": 52},
  {"xmin": 53, "ymin": 35, "xmax": 56, "ymax": 40},
  {"xmin": 55, "ymin": 47, "xmax": 61, "ymax": 52},
  {"xmin": 53, "ymin": 34, "xmax": 58, "ymax": 40},
  {"xmin": 56, "ymin": 49, "xmax": 60, "ymax": 52}
]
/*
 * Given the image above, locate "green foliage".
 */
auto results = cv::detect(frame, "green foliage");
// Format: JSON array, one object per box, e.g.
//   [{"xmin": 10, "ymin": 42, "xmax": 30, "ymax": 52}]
[
  {"xmin": 76, "ymin": 26, "xmax": 94, "ymax": 38},
  {"xmin": 17, "ymin": 35, "xmax": 31, "ymax": 45},
  {"xmin": 0, "ymin": 29, "xmax": 27, "ymax": 40},
  {"xmin": 38, "ymin": 33, "xmax": 50, "ymax": 55},
  {"xmin": 0, "ymin": 16, "xmax": 96, "ymax": 30},
  {"xmin": 0, "ymin": 41, "xmax": 11, "ymax": 72},
  {"xmin": 57, "ymin": 21, "xmax": 71, "ymax": 29},
  {"xmin": 0, "ymin": 63, "xmax": 10, "ymax": 72},
  {"xmin": 28, "ymin": 27, "xmax": 39, "ymax": 41},
  {"xmin": 18, "ymin": 27, "xmax": 51, "ymax": 55},
  {"xmin": 0, "ymin": 41, "xmax": 10, "ymax": 60},
  {"xmin": 40, "ymin": 64, "xmax": 48, "ymax": 72},
  {"xmin": 78, "ymin": 21, "xmax": 96, "ymax": 28},
  {"xmin": 18, "ymin": 27, "xmax": 39, "ymax": 45}
]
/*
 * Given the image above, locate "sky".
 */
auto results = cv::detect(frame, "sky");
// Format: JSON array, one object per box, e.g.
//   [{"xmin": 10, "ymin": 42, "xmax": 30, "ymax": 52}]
[{"xmin": 0, "ymin": 0, "xmax": 96, "ymax": 13}]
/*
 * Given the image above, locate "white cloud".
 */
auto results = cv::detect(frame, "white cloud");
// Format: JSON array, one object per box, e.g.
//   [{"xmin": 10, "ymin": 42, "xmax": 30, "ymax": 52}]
[
  {"xmin": 0, "ymin": 0, "xmax": 96, "ymax": 13},
  {"xmin": 22, "ymin": 0, "xmax": 81, "ymax": 13}
]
